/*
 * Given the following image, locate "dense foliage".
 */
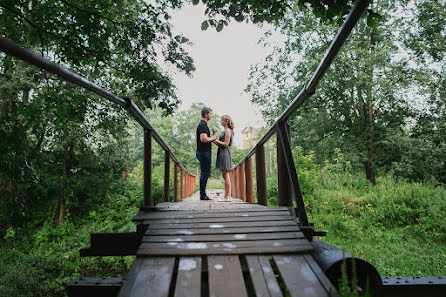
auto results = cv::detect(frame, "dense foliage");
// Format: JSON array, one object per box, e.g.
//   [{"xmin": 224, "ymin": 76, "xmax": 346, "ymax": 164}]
[{"xmin": 246, "ymin": 0, "xmax": 445, "ymax": 185}]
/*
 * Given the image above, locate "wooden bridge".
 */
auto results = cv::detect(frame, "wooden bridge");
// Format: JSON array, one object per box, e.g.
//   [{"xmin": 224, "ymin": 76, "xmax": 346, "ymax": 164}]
[
  {"xmin": 1, "ymin": 0, "xmax": 445, "ymax": 296},
  {"xmin": 116, "ymin": 191, "xmax": 337, "ymax": 297}
]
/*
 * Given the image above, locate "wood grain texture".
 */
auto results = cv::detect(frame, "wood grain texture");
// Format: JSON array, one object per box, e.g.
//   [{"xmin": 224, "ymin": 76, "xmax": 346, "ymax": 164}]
[
  {"xmin": 137, "ymin": 241, "xmax": 313, "ymax": 256},
  {"xmin": 118, "ymin": 257, "xmax": 175, "ymax": 297},
  {"xmin": 246, "ymin": 255, "xmax": 283, "ymax": 297},
  {"xmin": 174, "ymin": 257, "xmax": 202, "ymax": 297},
  {"xmin": 143, "ymin": 231, "xmax": 305, "ymax": 243},
  {"xmin": 146, "ymin": 220, "xmax": 297, "ymax": 229},
  {"xmin": 208, "ymin": 256, "xmax": 248, "ymax": 297},
  {"xmin": 273, "ymin": 255, "xmax": 328, "ymax": 297},
  {"xmin": 134, "ymin": 210, "xmax": 289, "ymax": 221},
  {"xmin": 146, "ymin": 226, "xmax": 301, "ymax": 236},
  {"xmin": 141, "ymin": 215, "xmax": 293, "ymax": 224}
]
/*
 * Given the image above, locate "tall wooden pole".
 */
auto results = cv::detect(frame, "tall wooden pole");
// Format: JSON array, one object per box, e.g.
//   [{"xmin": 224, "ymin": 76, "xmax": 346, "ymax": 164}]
[
  {"xmin": 174, "ymin": 164, "xmax": 178, "ymax": 202},
  {"xmin": 230, "ymin": 171, "xmax": 235, "ymax": 197},
  {"xmin": 277, "ymin": 130, "xmax": 292, "ymax": 206},
  {"xmin": 239, "ymin": 163, "xmax": 246, "ymax": 202},
  {"xmin": 143, "ymin": 129, "xmax": 152, "ymax": 207},
  {"xmin": 245, "ymin": 158, "xmax": 253, "ymax": 203},
  {"xmin": 180, "ymin": 169, "xmax": 184, "ymax": 201},
  {"xmin": 255, "ymin": 145, "xmax": 267, "ymax": 206},
  {"xmin": 163, "ymin": 151, "xmax": 170, "ymax": 202}
]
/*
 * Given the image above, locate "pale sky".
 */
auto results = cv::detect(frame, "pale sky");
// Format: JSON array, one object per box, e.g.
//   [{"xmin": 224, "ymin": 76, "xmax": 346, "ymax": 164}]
[{"xmin": 168, "ymin": 3, "xmax": 284, "ymax": 147}]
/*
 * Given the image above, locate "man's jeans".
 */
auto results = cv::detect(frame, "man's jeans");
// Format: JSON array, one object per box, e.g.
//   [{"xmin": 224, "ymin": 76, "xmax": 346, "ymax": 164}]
[{"xmin": 196, "ymin": 151, "xmax": 211, "ymax": 197}]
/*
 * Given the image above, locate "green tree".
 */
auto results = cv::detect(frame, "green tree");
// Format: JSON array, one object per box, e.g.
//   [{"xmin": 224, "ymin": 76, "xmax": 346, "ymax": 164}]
[{"xmin": 246, "ymin": 0, "xmax": 416, "ymax": 183}]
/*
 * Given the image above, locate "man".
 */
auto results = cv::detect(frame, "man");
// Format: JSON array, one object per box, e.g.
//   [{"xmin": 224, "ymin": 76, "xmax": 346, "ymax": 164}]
[{"xmin": 196, "ymin": 107, "xmax": 217, "ymax": 200}]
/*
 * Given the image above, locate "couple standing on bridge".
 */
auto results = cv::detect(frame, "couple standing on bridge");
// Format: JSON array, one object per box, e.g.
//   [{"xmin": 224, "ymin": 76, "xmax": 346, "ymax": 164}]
[{"xmin": 196, "ymin": 107, "xmax": 234, "ymax": 202}]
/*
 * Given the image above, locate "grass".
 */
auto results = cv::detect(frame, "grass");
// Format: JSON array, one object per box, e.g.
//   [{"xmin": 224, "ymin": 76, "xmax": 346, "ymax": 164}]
[{"xmin": 305, "ymin": 173, "xmax": 446, "ymax": 277}]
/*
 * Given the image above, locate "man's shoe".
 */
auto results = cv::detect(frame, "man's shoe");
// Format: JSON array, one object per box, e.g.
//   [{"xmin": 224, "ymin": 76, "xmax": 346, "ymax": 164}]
[{"xmin": 200, "ymin": 195, "xmax": 211, "ymax": 200}]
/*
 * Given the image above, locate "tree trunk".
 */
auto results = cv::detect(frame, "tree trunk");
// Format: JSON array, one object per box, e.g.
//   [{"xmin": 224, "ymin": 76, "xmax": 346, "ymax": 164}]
[{"xmin": 54, "ymin": 134, "xmax": 69, "ymax": 226}]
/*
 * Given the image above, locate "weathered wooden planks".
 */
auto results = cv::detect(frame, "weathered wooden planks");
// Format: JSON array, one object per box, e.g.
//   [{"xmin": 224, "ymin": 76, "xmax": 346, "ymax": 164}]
[
  {"xmin": 208, "ymin": 256, "xmax": 248, "ymax": 297},
  {"xmin": 146, "ymin": 219, "xmax": 297, "ymax": 229},
  {"xmin": 141, "ymin": 215, "xmax": 293, "ymax": 224},
  {"xmin": 174, "ymin": 257, "xmax": 202, "ymax": 297},
  {"xmin": 143, "ymin": 231, "xmax": 305, "ymax": 243},
  {"xmin": 273, "ymin": 255, "xmax": 332, "ymax": 297},
  {"xmin": 138, "ymin": 239, "xmax": 313, "ymax": 256},
  {"xmin": 133, "ymin": 210, "xmax": 289, "ymax": 221},
  {"xmin": 118, "ymin": 257, "xmax": 175, "ymax": 297},
  {"xmin": 246, "ymin": 255, "xmax": 283, "ymax": 297},
  {"xmin": 146, "ymin": 226, "xmax": 301, "ymax": 236}
]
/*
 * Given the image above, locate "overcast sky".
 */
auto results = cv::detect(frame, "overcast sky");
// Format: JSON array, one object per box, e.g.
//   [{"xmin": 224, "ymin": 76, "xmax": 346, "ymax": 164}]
[{"xmin": 168, "ymin": 3, "xmax": 284, "ymax": 146}]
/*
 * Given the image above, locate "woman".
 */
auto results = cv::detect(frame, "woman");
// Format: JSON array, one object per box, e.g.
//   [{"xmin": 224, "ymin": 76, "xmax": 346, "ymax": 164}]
[{"xmin": 214, "ymin": 115, "xmax": 234, "ymax": 201}]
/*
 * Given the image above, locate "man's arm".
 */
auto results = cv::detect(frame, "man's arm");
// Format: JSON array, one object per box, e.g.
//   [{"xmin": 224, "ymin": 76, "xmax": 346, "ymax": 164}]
[{"xmin": 200, "ymin": 133, "xmax": 217, "ymax": 143}]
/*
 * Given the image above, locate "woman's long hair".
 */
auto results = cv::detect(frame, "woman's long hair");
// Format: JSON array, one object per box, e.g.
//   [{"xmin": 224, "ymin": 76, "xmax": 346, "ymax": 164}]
[{"xmin": 222, "ymin": 115, "xmax": 234, "ymax": 132}]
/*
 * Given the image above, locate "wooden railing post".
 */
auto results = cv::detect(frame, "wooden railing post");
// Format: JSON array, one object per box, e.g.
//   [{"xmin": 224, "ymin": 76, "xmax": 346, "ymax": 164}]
[
  {"xmin": 174, "ymin": 164, "xmax": 178, "ymax": 202},
  {"xmin": 163, "ymin": 151, "xmax": 170, "ymax": 202},
  {"xmin": 239, "ymin": 163, "xmax": 246, "ymax": 201},
  {"xmin": 277, "ymin": 122, "xmax": 310, "ymax": 228},
  {"xmin": 255, "ymin": 145, "xmax": 267, "ymax": 206},
  {"xmin": 143, "ymin": 129, "xmax": 152, "ymax": 207},
  {"xmin": 180, "ymin": 169, "xmax": 184, "ymax": 201},
  {"xmin": 230, "ymin": 171, "xmax": 235, "ymax": 197},
  {"xmin": 245, "ymin": 158, "xmax": 253, "ymax": 203},
  {"xmin": 187, "ymin": 174, "xmax": 190, "ymax": 197},
  {"xmin": 234, "ymin": 167, "xmax": 239, "ymax": 198},
  {"xmin": 277, "ymin": 127, "xmax": 292, "ymax": 206}
]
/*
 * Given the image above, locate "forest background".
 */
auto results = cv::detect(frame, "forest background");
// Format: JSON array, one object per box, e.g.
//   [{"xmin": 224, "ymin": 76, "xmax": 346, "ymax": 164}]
[{"xmin": 0, "ymin": 0, "xmax": 445, "ymax": 296}]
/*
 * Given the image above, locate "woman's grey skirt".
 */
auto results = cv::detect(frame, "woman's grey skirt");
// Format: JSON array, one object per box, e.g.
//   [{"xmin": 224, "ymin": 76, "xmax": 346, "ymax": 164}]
[{"xmin": 216, "ymin": 147, "xmax": 232, "ymax": 171}]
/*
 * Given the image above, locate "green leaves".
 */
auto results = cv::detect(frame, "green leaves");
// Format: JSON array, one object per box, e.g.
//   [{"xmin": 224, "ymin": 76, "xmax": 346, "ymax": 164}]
[
  {"xmin": 216, "ymin": 22, "xmax": 224, "ymax": 32},
  {"xmin": 201, "ymin": 20, "xmax": 209, "ymax": 30},
  {"xmin": 192, "ymin": 0, "xmax": 200, "ymax": 5},
  {"xmin": 367, "ymin": 11, "xmax": 382, "ymax": 28}
]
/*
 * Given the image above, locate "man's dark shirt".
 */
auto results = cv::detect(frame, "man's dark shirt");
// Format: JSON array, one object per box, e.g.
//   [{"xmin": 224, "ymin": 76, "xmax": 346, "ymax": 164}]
[{"xmin": 196, "ymin": 119, "xmax": 211, "ymax": 152}]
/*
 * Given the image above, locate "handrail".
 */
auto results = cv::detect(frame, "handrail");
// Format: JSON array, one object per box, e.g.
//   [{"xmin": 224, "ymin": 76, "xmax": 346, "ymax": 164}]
[
  {"xmin": 0, "ymin": 37, "xmax": 193, "ymax": 176},
  {"xmin": 234, "ymin": 0, "xmax": 371, "ymax": 167},
  {"xmin": 0, "ymin": 37, "xmax": 197, "ymax": 207}
]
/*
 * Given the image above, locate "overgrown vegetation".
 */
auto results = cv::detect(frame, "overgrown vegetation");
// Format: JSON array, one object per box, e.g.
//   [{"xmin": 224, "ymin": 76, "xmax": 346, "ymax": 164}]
[{"xmin": 265, "ymin": 148, "xmax": 446, "ymax": 277}]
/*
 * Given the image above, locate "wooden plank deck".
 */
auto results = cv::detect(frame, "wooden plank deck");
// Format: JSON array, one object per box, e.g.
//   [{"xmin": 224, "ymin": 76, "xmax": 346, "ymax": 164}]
[{"xmin": 118, "ymin": 190, "xmax": 339, "ymax": 297}]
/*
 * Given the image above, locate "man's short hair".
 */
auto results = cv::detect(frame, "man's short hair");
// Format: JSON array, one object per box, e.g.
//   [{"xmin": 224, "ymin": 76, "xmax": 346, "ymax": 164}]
[{"xmin": 201, "ymin": 107, "xmax": 212, "ymax": 118}]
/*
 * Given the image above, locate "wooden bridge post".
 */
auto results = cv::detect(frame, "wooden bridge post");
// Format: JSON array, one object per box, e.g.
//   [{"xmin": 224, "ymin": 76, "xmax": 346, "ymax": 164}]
[
  {"xmin": 277, "ymin": 127, "xmax": 292, "ymax": 206},
  {"xmin": 230, "ymin": 171, "xmax": 235, "ymax": 198},
  {"xmin": 163, "ymin": 151, "xmax": 170, "ymax": 202},
  {"xmin": 233, "ymin": 168, "xmax": 237, "ymax": 198},
  {"xmin": 180, "ymin": 169, "xmax": 184, "ymax": 201},
  {"xmin": 255, "ymin": 145, "xmax": 267, "ymax": 206},
  {"xmin": 188, "ymin": 174, "xmax": 191, "ymax": 196},
  {"xmin": 239, "ymin": 163, "xmax": 246, "ymax": 201},
  {"xmin": 234, "ymin": 167, "xmax": 239, "ymax": 198},
  {"xmin": 143, "ymin": 129, "xmax": 152, "ymax": 207},
  {"xmin": 174, "ymin": 164, "xmax": 178, "ymax": 202},
  {"xmin": 185, "ymin": 173, "xmax": 188, "ymax": 198},
  {"xmin": 245, "ymin": 158, "xmax": 253, "ymax": 203}
]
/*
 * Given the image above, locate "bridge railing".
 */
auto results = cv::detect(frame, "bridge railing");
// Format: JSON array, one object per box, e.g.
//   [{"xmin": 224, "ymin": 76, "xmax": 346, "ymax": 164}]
[
  {"xmin": 230, "ymin": 0, "xmax": 371, "ymax": 239},
  {"xmin": 0, "ymin": 38, "xmax": 196, "ymax": 209}
]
